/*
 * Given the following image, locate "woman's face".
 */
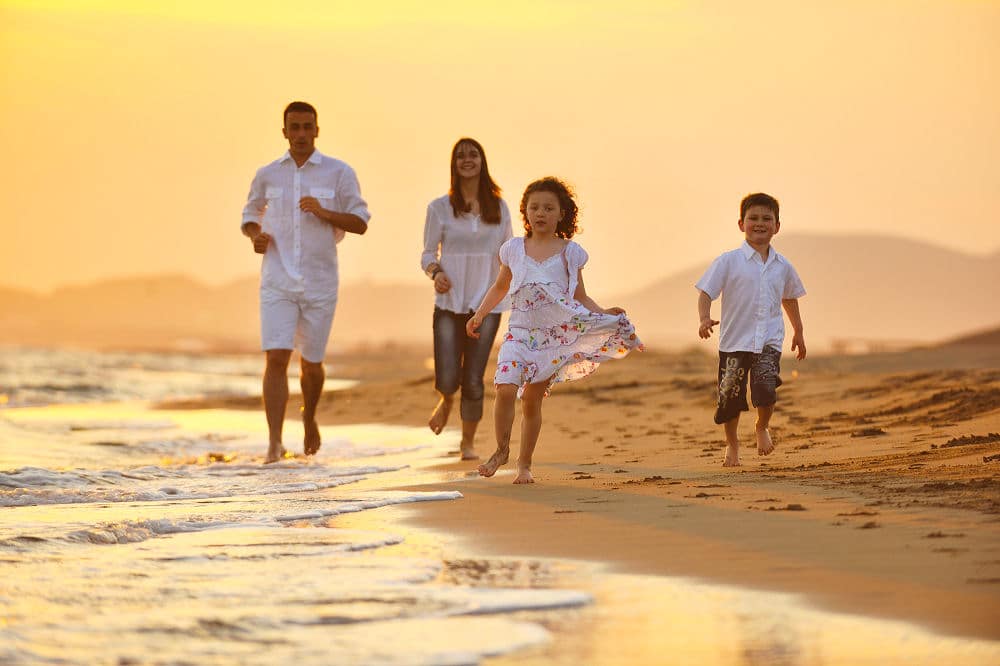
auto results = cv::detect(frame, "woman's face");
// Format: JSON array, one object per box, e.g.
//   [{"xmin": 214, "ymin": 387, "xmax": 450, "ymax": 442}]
[{"xmin": 453, "ymin": 143, "xmax": 482, "ymax": 180}]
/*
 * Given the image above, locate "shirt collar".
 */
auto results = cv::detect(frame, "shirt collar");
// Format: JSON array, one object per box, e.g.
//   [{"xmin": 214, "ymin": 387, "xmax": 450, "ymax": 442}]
[
  {"xmin": 279, "ymin": 150, "xmax": 324, "ymax": 165},
  {"xmin": 740, "ymin": 240, "xmax": 784, "ymax": 264}
]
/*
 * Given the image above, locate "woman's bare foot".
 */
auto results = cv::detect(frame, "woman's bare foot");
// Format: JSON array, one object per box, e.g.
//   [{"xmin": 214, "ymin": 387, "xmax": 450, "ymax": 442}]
[
  {"xmin": 477, "ymin": 446, "xmax": 509, "ymax": 477},
  {"xmin": 512, "ymin": 465, "xmax": 535, "ymax": 484},
  {"xmin": 265, "ymin": 442, "xmax": 287, "ymax": 464},
  {"xmin": 304, "ymin": 419, "xmax": 321, "ymax": 456},
  {"xmin": 755, "ymin": 425, "xmax": 774, "ymax": 456},
  {"xmin": 428, "ymin": 397, "xmax": 452, "ymax": 435},
  {"xmin": 722, "ymin": 442, "xmax": 741, "ymax": 467},
  {"xmin": 459, "ymin": 444, "xmax": 479, "ymax": 461}
]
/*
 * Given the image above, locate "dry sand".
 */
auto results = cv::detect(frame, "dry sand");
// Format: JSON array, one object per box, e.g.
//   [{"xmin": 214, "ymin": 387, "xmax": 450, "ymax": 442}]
[{"xmin": 178, "ymin": 344, "xmax": 1000, "ymax": 641}]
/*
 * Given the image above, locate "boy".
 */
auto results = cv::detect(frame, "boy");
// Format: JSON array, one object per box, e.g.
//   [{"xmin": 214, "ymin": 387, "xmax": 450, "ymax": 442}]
[{"xmin": 696, "ymin": 192, "xmax": 806, "ymax": 466}]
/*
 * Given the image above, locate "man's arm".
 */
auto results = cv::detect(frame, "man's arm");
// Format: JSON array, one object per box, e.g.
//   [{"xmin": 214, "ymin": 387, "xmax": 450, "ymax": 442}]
[
  {"xmin": 241, "ymin": 172, "xmax": 270, "ymax": 253},
  {"xmin": 298, "ymin": 198, "xmax": 368, "ymax": 235},
  {"xmin": 242, "ymin": 222, "xmax": 271, "ymax": 254},
  {"xmin": 782, "ymin": 298, "xmax": 806, "ymax": 360}
]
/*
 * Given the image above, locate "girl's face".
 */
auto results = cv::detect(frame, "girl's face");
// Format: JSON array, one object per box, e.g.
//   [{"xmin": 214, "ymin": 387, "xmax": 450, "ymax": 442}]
[
  {"xmin": 453, "ymin": 143, "xmax": 482, "ymax": 180},
  {"xmin": 525, "ymin": 191, "xmax": 562, "ymax": 237}
]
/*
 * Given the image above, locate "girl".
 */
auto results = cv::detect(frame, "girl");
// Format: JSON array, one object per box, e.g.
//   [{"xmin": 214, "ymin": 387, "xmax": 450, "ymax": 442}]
[
  {"xmin": 467, "ymin": 177, "xmax": 642, "ymax": 483},
  {"xmin": 421, "ymin": 138, "xmax": 514, "ymax": 460}
]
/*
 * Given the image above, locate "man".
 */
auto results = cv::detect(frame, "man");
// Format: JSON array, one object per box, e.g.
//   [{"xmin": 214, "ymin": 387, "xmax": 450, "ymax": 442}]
[{"xmin": 241, "ymin": 101, "xmax": 370, "ymax": 463}]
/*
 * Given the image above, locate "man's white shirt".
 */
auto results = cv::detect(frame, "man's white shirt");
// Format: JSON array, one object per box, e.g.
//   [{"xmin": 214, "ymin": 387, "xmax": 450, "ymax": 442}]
[
  {"xmin": 242, "ymin": 150, "xmax": 370, "ymax": 299},
  {"xmin": 696, "ymin": 241, "xmax": 806, "ymax": 353}
]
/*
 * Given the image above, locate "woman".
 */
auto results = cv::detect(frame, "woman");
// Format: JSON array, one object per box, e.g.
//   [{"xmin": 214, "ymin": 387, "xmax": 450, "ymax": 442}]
[{"xmin": 421, "ymin": 138, "xmax": 513, "ymax": 459}]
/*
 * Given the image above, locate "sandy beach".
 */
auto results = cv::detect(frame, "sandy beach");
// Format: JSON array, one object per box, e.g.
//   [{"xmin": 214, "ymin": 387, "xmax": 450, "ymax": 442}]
[{"xmin": 198, "ymin": 343, "xmax": 1000, "ymax": 648}]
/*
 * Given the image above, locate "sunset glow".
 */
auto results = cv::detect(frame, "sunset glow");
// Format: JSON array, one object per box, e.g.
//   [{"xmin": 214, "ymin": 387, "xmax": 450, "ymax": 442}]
[{"xmin": 2, "ymin": 0, "xmax": 998, "ymax": 294}]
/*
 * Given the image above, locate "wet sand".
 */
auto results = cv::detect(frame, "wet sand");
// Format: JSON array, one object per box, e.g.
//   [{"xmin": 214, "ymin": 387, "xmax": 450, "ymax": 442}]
[{"xmin": 181, "ymin": 344, "xmax": 1000, "ymax": 643}]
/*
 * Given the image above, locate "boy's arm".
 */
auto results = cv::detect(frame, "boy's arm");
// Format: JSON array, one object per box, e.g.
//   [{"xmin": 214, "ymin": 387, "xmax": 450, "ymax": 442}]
[
  {"xmin": 782, "ymin": 298, "xmax": 806, "ymax": 360},
  {"xmin": 698, "ymin": 290, "xmax": 719, "ymax": 339}
]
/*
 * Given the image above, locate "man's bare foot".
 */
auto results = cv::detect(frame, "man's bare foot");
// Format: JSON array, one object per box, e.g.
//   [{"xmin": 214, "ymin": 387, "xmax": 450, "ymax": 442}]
[
  {"xmin": 304, "ymin": 419, "xmax": 321, "ymax": 456},
  {"xmin": 756, "ymin": 425, "xmax": 774, "ymax": 456},
  {"xmin": 265, "ymin": 442, "xmax": 287, "ymax": 464},
  {"xmin": 722, "ymin": 443, "xmax": 741, "ymax": 467},
  {"xmin": 512, "ymin": 466, "xmax": 535, "ymax": 484},
  {"xmin": 477, "ymin": 446, "xmax": 509, "ymax": 477},
  {"xmin": 428, "ymin": 397, "xmax": 452, "ymax": 435}
]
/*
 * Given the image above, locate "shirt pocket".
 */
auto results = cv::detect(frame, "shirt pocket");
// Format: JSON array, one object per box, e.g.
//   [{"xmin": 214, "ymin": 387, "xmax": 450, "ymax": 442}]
[
  {"xmin": 264, "ymin": 187, "xmax": 283, "ymax": 222},
  {"xmin": 310, "ymin": 187, "xmax": 337, "ymax": 209}
]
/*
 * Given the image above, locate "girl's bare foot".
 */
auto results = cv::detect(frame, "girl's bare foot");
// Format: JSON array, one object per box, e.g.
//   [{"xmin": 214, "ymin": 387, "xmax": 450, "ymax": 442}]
[
  {"xmin": 428, "ymin": 397, "xmax": 452, "ymax": 435},
  {"xmin": 477, "ymin": 446, "xmax": 509, "ymax": 477},
  {"xmin": 304, "ymin": 419, "xmax": 321, "ymax": 456},
  {"xmin": 265, "ymin": 443, "xmax": 287, "ymax": 464},
  {"xmin": 512, "ymin": 466, "xmax": 535, "ymax": 484},
  {"xmin": 722, "ymin": 443, "xmax": 741, "ymax": 467},
  {"xmin": 755, "ymin": 425, "xmax": 774, "ymax": 456}
]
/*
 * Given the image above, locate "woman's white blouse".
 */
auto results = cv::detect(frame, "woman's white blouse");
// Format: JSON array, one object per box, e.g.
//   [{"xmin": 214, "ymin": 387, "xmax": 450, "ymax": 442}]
[{"xmin": 421, "ymin": 195, "xmax": 513, "ymax": 313}]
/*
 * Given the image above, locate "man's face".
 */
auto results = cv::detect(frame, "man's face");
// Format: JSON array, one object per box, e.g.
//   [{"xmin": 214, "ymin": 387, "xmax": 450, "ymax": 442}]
[{"xmin": 283, "ymin": 111, "xmax": 318, "ymax": 156}]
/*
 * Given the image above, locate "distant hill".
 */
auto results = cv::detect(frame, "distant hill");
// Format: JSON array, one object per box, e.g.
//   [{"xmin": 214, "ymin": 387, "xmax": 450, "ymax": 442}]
[
  {"xmin": 1, "ymin": 233, "xmax": 997, "ymax": 354},
  {"xmin": 614, "ymin": 233, "xmax": 1000, "ymax": 352},
  {"xmin": 0, "ymin": 276, "xmax": 430, "ymax": 353},
  {"xmin": 941, "ymin": 326, "xmax": 1000, "ymax": 348}
]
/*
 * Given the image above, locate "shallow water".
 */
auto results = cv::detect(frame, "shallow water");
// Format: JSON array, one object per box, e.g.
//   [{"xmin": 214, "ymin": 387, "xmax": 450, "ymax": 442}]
[{"xmin": 2, "ymin": 348, "xmax": 998, "ymax": 665}]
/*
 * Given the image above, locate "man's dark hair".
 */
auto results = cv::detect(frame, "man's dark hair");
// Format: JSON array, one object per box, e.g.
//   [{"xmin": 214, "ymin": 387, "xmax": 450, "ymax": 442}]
[
  {"xmin": 739, "ymin": 192, "xmax": 779, "ymax": 223},
  {"xmin": 284, "ymin": 101, "xmax": 318, "ymax": 125}
]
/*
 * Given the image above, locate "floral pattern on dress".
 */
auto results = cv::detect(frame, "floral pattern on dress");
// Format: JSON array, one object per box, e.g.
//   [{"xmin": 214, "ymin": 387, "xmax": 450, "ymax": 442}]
[{"xmin": 495, "ymin": 277, "xmax": 643, "ymax": 397}]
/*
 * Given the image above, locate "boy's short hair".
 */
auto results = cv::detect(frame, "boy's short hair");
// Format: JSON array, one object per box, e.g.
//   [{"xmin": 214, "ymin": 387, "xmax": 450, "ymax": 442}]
[
  {"xmin": 740, "ymin": 192, "xmax": 779, "ymax": 223},
  {"xmin": 284, "ymin": 101, "xmax": 318, "ymax": 125}
]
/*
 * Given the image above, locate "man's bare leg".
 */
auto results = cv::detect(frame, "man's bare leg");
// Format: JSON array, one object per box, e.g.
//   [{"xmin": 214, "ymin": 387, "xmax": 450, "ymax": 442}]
[
  {"xmin": 513, "ymin": 382, "xmax": 546, "ymax": 484},
  {"xmin": 755, "ymin": 404, "xmax": 775, "ymax": 456},
  {"xmin": 428, "ymin": 392, "xmax": 453, "ymax": 435},
  {"xmin": 479, "ymin": 385, "xmax": 515, "ymax": 477},
  {"xmin": 300, "ymin": 358, "xmax": 325, "ymax": 456},
  {"xmin": 263, "ymin": 349, "xmax": 292, "ymax": 463},
  {"xmin": 460, "ymin": 419, "xmax": 479, "ymax": 460},
  {"xmin": 723, "ymin": 416, "xmax": 741, "ymax": 467}
]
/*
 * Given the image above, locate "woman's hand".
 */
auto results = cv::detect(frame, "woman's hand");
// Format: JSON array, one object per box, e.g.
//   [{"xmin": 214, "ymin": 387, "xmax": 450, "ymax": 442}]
[
  {"xmin": 434, "ymin": 271, "xmax": 452, "ymax": 294},
  {"xmin": 466, "ymin": 315, "xmax": 482, "ymax": 339},
  {"xmin": 604, "ymin": 306, "xmax": 626, "ymax": 316}
]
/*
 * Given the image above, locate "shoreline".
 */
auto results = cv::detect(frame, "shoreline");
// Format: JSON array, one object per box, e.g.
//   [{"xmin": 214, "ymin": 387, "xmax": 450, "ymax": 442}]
[{"xmin": 185, "ymin": 347, "xmax": 1000, "ymax": 642}]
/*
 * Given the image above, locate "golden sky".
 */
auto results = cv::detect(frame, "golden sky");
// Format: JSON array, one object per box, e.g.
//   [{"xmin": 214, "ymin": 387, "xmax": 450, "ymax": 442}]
[{"xmin": 2, "ymin": 0, "xmax": 998, "ymax": 294}]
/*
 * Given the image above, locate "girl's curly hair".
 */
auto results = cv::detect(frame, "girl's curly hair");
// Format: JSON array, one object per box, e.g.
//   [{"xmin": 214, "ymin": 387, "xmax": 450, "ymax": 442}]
[{"xmin": 520, "ymin": 177, "xmax": 580, "ymax": 239}]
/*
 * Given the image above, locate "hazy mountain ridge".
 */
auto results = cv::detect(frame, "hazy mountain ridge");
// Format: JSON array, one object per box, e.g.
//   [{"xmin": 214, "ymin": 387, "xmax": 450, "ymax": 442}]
[
  {"xmin": 1, "ymin": 233, "xmax": 998, "ymax": 353},
  {"xmin": 618, "ymin": 233, "xmax": 1000, "ymax": 351}
]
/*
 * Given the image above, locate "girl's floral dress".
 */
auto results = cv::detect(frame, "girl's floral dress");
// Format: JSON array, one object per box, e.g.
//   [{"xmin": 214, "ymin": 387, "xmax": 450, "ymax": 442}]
[{"xmin": 494, "ymin": 237, "xmax": 642, "ymax": 395}]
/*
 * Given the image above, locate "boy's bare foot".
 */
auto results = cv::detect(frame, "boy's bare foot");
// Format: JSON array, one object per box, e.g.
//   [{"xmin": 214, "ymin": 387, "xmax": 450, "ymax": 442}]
[
  {"xmin": 756, "ymin": 426, "xmax": 774, "ymax": 456},
  {"xmin": 265, "ymin": 443, "xmax": 287, "ymax": 464},
  {"xmin": 428, "ymin": 397, "xmax": 452, "ymax": 435},
  {"xmin": 512, "ymin": 465, "xmax": 535, "ymax": 484},
  {"xmin": 304, "ymin": 419, "xmax": 321, "ymax": 456},
  {"xmin": 477, "ymin": 446, "xmax": 509, "ymax": 477},
  {"xmin": 722, "ymin": 443, "xmax": 741, "ymax": 467}
]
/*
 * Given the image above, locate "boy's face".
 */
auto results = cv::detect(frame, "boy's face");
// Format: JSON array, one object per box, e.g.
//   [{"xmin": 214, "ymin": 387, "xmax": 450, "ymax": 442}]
[{"xmin": 738, "ymin": 205, "xmax": 780, "ymax": 246}]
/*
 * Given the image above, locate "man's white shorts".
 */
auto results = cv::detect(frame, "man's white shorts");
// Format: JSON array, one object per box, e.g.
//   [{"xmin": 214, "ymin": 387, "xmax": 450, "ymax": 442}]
[{"xmin": 260, "ymin": 288, "xmax": 337, "ymax": 363}]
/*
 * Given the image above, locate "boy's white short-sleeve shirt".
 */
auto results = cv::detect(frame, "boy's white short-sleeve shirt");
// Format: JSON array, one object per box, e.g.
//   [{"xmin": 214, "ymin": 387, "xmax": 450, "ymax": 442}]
[{"xmin": 696, "ymin": 241, "xmax": 806, "ymax": 354}]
